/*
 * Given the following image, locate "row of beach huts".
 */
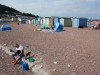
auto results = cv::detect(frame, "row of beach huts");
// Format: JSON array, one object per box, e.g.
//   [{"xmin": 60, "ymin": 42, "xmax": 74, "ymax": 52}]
[
  {"xmin": 20, "ymin": 17, "xmax": 88, "ymax": 28},
  {"xmin": 1, "ymin": 16, "xmax": 100, "ymax": 31}
]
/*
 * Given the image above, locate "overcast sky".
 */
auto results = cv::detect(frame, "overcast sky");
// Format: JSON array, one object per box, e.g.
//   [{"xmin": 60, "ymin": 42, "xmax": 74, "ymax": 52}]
[{"xmin": 0, "ymin": 0, "xmax": 100, "ymax": 19}]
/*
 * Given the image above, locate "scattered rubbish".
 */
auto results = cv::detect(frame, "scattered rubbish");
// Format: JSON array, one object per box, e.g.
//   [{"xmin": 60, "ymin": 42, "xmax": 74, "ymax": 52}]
[
  {"xmin": 37, "ymin": 29, "xmax": 41, "ymax": 31},
  {"xmin": 29, "ymin": 57, "xmax": 35, "ymax": 62},
  {"xmin": 68, "ymin": 64, "xmax": 71, "ymax": 68},
  {"xmin": 54, "ymin": 61, "xmax": 58, "ymax": 64}
]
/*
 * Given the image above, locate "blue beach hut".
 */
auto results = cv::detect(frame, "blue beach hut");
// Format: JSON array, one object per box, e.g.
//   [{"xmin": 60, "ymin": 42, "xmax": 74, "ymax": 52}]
[
  {"xmin": 35, "ymin": 18, "xmax": 38, "ymax": 25},
  {"xmin": 43, "ymin": 17, "xmax": 46, "ymax": 24},
  {"xmin": 34, "ymin": 18, "xmax": 38, "ymax": 25},
  {"xmin": 21, "ymin": 20, "xmax": 27, "ymax": 24},
  {"xmin": 54, "ymin": 17, "xmax": 60, "ymax": 25},
  {"xmin": 72, "ymin": 18, "xmax": 88, "ymax": 28}
]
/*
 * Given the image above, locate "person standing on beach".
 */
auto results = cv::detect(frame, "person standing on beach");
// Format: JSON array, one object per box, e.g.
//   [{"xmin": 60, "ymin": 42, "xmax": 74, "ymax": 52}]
[
  {"xmin": 17, "ymin": 21, "xmax": 20, "ymax": 26},
  {"xmin": 16, "ymin": 21, "xmax": 20, "ymax": 30}
]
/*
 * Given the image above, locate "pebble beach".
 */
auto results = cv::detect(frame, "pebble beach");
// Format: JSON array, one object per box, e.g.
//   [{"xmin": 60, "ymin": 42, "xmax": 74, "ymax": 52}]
[{"xmin": 0, "ymin": 23, "xmax": 100, "ymax": 75}]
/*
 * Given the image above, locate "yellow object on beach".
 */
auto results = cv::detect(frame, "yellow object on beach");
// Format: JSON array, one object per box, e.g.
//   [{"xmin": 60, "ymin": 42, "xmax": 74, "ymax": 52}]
[
  {"xmin": 11, "ymin": 22, "xmax": 18, "ymax": 24},
  {"xmin": 37, "ymin": 29, "xmax": 41, "ymax": 31}
]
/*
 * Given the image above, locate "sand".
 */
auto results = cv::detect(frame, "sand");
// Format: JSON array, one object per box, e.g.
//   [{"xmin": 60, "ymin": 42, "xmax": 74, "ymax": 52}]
[{"xmin": 0, "ymin": 23, "xmax": 100, "ymax": 75}]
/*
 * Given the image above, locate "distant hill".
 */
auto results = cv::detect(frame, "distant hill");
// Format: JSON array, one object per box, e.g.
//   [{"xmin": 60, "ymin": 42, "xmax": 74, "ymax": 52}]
[{"xmin": 0, "ymin": 4, "xmax": 39, "ymax": 17}]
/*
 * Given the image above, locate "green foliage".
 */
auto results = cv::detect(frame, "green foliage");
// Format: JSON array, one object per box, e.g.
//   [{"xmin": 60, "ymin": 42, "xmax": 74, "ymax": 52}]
[
  {"xmin": 0, "ymin": 4, "xmax": 39, "ymax": 17},
  {"xmin": 22, "ymin": 13, "xmax": 39, "ymax": 17}
]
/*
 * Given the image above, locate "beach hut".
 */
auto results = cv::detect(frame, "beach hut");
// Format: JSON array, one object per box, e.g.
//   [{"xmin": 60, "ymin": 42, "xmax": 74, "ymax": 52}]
[
  {"xmin": 21, "ymin": 19, "xmax": 27, "ymax": 24},
  {"xmin": 28, "ymin": 20, "xmax": 31, "ymax": 24},
  {"xmin": 10, "ymin": 16, "xmax": 17, "ymax": 22},
  {"xmin": 45, "ymin": 17, "xmax": 50, "ymax": 25},
  {"xmin": 49, "ymin": 17, "xmax": 54, "ymax": 27},
  {"xmin": 60, "ymin": 18, "xmax": 72, "ymax": 27},
  {"xmin": 18, "ymin": 17, "xmax": 22, "ymax": 22},
  {"xmin": 33, "ymin": 18, "xmax": 39, "ymax": 25},
  {"xmin": 0, "ymin": 24, "xmax": 12, "ymax": 31},
  {"xmin": 40, "ymin": 18, "xmax": 43, "ymax": 25},
  {"xmin": 38, "ymin": 18, "xmax": 41, "ymax": 25},
  {"xmin": 54, "ymin": 17, "xmax": 60, "ymax": 24},
  {"xmin": 31, "ymin": 20, "xmax": 34, "ymax": 24},
  {"xmin": 35, "ymin": 18, "xmax": 38, "ymax": 25},
  {"xmin": 21, "ymin": 19, "xmax": 30, "ymax": 24},
  {"xmin": 72, "ymin": 18, "xmax": 87, "ymax": 28},
  {"xmin": 43, "ymin": 17, "xmax": 46, "ymax": 24},
  {"xmin": 33, "ymin": 19, "xmax": 35, "ymax": 24}
]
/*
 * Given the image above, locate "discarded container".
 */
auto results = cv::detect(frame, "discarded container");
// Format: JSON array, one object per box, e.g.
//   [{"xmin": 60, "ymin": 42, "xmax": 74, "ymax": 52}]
[
  {"xmin": 54, "ymin": 61, "xmax": 58, "ymax": 64},
  {"xmin": 21, "ymin": 61, "xmax": 28, "ymax": 71},
  {"xmin": 29, "ymin": 57, "xmax": 35, "ymax": 62}
]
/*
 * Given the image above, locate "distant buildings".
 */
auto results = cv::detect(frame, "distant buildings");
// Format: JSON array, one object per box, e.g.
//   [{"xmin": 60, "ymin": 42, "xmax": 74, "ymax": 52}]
[
  {"xmin": 1, "ymin": 14, "xmax": 100, "ymax": 28},
  {"xmin": 0, "ymin": 14, "xmax": 35, "ymax": 23}
]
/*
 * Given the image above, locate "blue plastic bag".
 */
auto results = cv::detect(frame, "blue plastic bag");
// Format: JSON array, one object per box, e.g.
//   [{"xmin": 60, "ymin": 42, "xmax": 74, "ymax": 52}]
[{"xmin": 21, "ymin": 61, "xmax": 28, "ymax": 71}]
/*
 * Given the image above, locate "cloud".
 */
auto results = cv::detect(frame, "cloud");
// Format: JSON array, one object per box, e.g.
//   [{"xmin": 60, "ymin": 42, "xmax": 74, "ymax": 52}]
[{"xmin": 0, "ymin": 0, "xmax": 100, "ymax": 18}]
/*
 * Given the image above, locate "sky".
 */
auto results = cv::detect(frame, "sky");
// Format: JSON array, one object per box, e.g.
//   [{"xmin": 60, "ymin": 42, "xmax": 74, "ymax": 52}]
[{"xmin": 0, "ymin": 0, "xmax": 100, "ymax": 19}]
